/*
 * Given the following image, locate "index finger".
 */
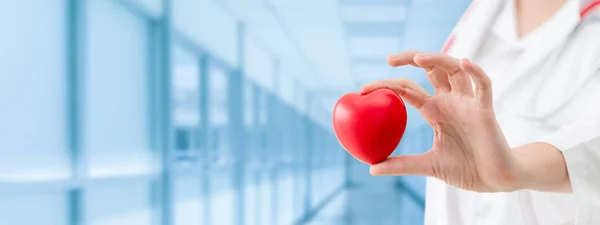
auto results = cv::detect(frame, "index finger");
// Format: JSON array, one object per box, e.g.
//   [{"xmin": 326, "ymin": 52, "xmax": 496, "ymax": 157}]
[
  {"xmin": 413, "ymin": 52, "xmax": 462, "ymax": 75},
  {"xmin": 387, "ymin": 50, "xmax": 421, "ymax": 67}
]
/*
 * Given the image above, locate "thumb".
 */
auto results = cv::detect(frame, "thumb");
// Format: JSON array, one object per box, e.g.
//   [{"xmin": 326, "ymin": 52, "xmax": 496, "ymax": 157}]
[{"xmin": 370, "ymin": 153, "xmax": 434, "ymax": 176}]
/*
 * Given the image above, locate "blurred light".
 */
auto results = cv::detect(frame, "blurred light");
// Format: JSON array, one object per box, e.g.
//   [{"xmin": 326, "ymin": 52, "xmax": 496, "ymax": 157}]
[
  {"xmin": 88, "ymin": 162, "xmax": 153, "ymax": 178},
  {"xmin": 211, "ymin": 191, "xmax": 235, "ymax": 225},
  {"xmin": 0, "ymin": 173, "xmax": 70, "ymax": 182}
]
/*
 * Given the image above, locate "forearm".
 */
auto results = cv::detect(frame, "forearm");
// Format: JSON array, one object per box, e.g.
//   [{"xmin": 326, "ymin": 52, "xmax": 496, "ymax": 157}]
[{"xmin": 513, "ymin": 142, "xmax": 572, "ymax": 193}]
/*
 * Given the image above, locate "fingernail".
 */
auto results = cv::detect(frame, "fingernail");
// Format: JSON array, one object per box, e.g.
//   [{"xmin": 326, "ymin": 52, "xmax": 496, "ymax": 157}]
[{"xmin": 369, "ymin": 167, "xmax": 379, "ymax": 176}]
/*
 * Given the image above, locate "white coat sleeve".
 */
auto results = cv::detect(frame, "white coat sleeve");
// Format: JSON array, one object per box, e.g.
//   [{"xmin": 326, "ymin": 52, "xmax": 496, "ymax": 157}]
[{"xmin": 536, "ymin": 63, "xmax": 600, "ymax": 223}]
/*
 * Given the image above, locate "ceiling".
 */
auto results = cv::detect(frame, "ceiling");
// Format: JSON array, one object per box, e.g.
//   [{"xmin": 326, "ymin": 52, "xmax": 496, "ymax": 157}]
[{"xmin": 217, "ymin": 0, "xmax": 470, "ymax": 124}]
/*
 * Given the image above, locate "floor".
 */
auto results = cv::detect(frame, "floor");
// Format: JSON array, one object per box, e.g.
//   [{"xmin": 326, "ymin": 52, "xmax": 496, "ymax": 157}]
[{"xmin": 307, "ymin": 183, "xmax": 421, "ymax": 225}]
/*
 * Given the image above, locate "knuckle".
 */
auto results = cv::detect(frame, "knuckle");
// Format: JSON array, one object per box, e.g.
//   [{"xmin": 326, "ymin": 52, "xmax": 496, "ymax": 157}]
[
  {"xmin": 395, "ymin": 85, "xmax": 408, "ymax": 96},
  {"xmin": 397, "ymin": 80, "xmax": 408, "ymax": 88},
  {"xmin": 449, "ymin": 68, "xmax": 461, "ymax": 76},
  {"xmin": 430, "ymin": 67, "xmax": 443, "ymax": 75},
  {"xmin": 484, "ymin": 76, "xmax": 492, "ymax": 84},
  {"xmin": 477, "ymin": 86, "xmax": 489, "ymax": 92},
  {"xmin": 395, "ymin": 78, "xmax": 410, "ymax": 84},
  {"xmin": 481, "ymin": 76, "xmax": 492, "ymax": 87},
  {"xmin": 396, "ymin": 80, "xmax": 410, "ymax": 88}
]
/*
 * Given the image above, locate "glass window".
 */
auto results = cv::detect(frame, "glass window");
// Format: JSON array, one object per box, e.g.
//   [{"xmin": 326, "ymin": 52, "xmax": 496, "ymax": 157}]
[
  {"xmin": 175, "ymin": 128, "xmax": 191, "ymax": 151},
  {"xmin": 266, "ymin": 97, "xmax": 282, "ymax": 165},
  {"xmin": 277, "ymin": 104, "xmax": 288, "ymax": 166},
  {"xmin": 85, "ymin": 182, "xmax": 153, "ymax": 225},
  {"xmin": 293, "ymin": 113, "xmax": 309, "ymax": 219},
  {"xmin": 310, "ymin": 127, "xmax": 324, "ymax": 207},
  {"xmin": 84, "ymin": 0, "xmax": 152, "ymax": 177},
  {"xmin": 245, "ymin": 82, "xmax": 261, "ymax": 169},
  {"xmin": 244, "ymin": 175, "xmax": 259, "ymax": 225},
  {"xmin": 244, "ymin": 81, "xmax": 254, "ymax": 128},
  {"xmin": 256, "ymin": 88, "xmax": 273, "ymax": 225},
  {"xmin": 172, "ymin": 46, "xmax": 200, "ymax": 127},
  {"xmin": 255, "ymin": 88, "xmax": 276, "ymax": 225},
  {"xmin": 292, "ymin": 171, "xmax": 308, "ymax": 220},
  {"xmin": 276, "ymin": 170, "xmax": 295, "ymax": 225},
  {"xmin": 171, "ymin": 45, "xmax": 201, "ymax": 163},
  {"xmin": 207, "ymin": 62, "xmax": 235, "ymax": 225},
  {"xmin": 210, "ymin": 186, "xmax": 235, "ymax": 225},
  {"xmin": 243, "ymin": 81, "xmax": 261, "ymax": 225},
  {"xmin": 258, "ymin": 90, "xmax": 269, "ymax": 163},
  {"xmin": 0, "ymin": 192, "xmax": 68, "ymax": 225},
  {"xmin": 174, "ymin": 176, "xmax": 205, "ymax": 225},
  {"xmin": 208, "ymin": 63, "xmax": 230, "ymax": 162},
  {"xmin": 258, "ymin": 89, "xmax": 268, "ymax": 128},
  {"xmin": 258, "ymin": 174, "xmax": 273, "ymax": 225},
  {"xmin": 0, "ymin": 0, "xmax": 69, "ymax": 181}
]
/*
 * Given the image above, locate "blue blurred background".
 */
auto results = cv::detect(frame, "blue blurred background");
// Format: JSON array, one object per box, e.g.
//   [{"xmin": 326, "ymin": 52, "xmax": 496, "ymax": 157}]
[{"xmin": 0, "ymin": 0, "xmax": 470, "ymax": 224}]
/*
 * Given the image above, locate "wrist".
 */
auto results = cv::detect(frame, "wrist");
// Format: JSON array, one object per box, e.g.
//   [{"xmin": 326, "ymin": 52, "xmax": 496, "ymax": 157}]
[
  {"xmin": 508, "ymin": 143, "xmax": 572, "ymax": 193},
  {"xmin": 508, "ymin": 161, "xmax": 532, "ymax": 192},
  {"xmin": 495, "ymin": 166, "xmax": 529, "ymax": 192},
  {"xmin": 491, "ymin": 149, "xmax": 531, "ymax": 192}
]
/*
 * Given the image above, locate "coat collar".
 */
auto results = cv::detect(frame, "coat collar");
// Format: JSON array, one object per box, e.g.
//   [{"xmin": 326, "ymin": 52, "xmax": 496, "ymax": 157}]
[{"xmin": 448, "ymin": 0, "xmax": 584, "ymax": 103}]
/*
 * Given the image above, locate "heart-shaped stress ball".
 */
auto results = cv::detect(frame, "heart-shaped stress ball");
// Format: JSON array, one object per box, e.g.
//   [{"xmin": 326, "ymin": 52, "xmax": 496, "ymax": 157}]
[{"xmin": 332, "ymin": 88, "xmax": 408, "ymax": 165}]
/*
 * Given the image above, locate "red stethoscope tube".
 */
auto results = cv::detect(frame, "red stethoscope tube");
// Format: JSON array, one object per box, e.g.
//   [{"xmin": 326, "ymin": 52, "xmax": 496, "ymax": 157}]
[
  {"xmin": 581, "ymin": 0, "xmax": 600, "ymax": 17},
  {"xmin": 441, "ymin": 0, "xmax": 600, "ymax": 54}
]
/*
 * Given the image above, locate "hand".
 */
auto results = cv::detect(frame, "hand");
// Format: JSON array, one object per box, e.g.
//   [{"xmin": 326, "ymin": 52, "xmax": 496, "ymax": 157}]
[{"xmin": 362, "ymin": 50, "xmax": 524, "ymax": 192}]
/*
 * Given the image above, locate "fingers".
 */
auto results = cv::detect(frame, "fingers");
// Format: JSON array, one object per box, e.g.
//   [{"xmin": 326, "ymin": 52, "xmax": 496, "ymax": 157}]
[
  {"xmin": 361, "ymin": 78, "xmax": 431, "ymax": 109},
  {"xmin": 460, "ymin": 58, "xmax": 493, "ymax": 107},
  {"xmin": 414, "ymin": 52, "xmax": 461, "ymax": 73},
  {"xmin": 384, "ymin": 51, "xmax": 491, "ymax": 104},
  {"xmin": 370, "ymin": 153, "xmax": 434, "ymax": 176},
  {"xmin": 424, "ymin": 67, "xmax": 452, "ymax": 93},
  {"xmin": 387, "ymin": 50, "xmax": 421, "ymax": 67},
  {"xmin": 414, "ymin": 53, "xmax": 473, "ymax": 96}
]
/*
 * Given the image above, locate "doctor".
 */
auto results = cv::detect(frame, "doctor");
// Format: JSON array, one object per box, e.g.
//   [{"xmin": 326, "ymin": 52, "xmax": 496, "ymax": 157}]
[{"xmin": 361, "ymin": 0, "xmax": 600, "ymax": 224}]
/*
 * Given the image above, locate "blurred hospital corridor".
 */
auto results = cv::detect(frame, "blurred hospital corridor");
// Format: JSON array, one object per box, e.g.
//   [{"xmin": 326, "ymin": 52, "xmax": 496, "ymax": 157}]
[{"xmin": 0, "ymin": 0, "xmax": 469, "ymax": 224}]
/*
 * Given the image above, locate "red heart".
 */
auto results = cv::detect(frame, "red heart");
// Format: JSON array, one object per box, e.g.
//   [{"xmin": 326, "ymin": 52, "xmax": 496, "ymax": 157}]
[{"xmin": 332, "ymin": 88, "xmax": 408, "ymax": 165}]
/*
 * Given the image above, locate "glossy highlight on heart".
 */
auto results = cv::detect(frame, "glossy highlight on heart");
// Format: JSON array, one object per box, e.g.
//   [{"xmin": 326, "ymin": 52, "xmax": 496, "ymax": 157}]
[{"xmin": 332, "ymin": 88, "xmax": 408, "ymax": 165}]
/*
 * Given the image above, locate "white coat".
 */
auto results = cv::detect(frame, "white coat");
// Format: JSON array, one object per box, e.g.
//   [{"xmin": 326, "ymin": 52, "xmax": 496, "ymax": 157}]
[{"xmin": 425, "ymin": 0, "xmax": 600, "ymax": 224}]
